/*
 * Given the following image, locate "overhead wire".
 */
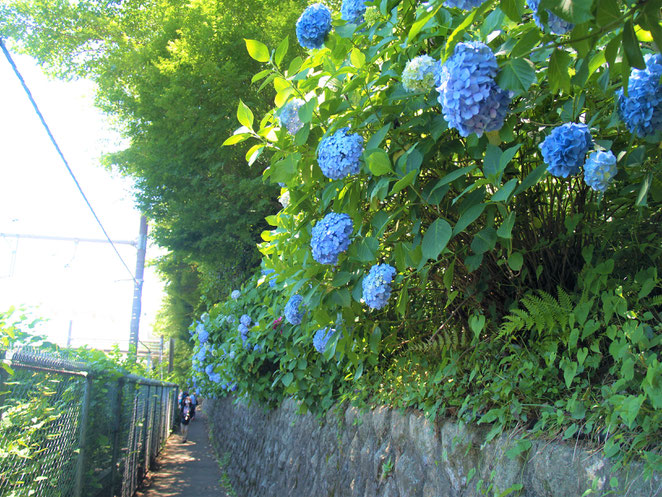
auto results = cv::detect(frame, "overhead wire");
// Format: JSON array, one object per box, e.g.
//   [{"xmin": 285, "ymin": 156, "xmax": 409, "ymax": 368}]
[{"xmin": 0, "ymin": 37, "xmax": 139, "ymax": 286}]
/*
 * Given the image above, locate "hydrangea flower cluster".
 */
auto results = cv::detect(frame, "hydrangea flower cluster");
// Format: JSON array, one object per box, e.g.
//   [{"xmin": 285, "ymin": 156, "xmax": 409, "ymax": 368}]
[
  {"xmin": 284, "ymin": 294, "xmax": 305, "ymax": 325},
  {"xmin": 362, "ymin": 264, "xmax": 397, "ymax": 309},
  {"xmin": 196, "ymin": 322, "xmax": 209, "ymax": 344},
  {"xmin": 526, "ymin": 0, "xmax": 574, "ymax": 35},
  {"xmin": 341, "ymin": 0, "xmax": 367, "ymax": 23},
  {"xmin": 313, "ymin": 328, "xmax": 337, "ymax": 353},
  {"xmin": 311, "ymin": 212, "xmax": 354, "ymax": 265},
  {"xmin": 279, "ymin": 99, "xmax": 304, "ymax": 135},
  {"xmin": 238, "ymin": 314, "xmax": 252, "ymax": 345},
  {"xmin": 437, "ymin": 41, "xmax": 511, "ymax": 137},
  {"xmin": 231, "ymin": 290, "xmax": 240, "ymax": 300},
  {"xmin": 364, "ymin": 6, "xmax": 380, "ymax": 24},
  {"xmin": 445, "ymin": 0, "xmax": 485, "ymax": 10},
  {"xmin": 617, "ymin": 53, "xmax": 662, "ymax": 137},
  {"xmin": 262, "ymin": 268, "xmax": 277, "ymax": 288},
  {"xmin": 296, "ymin": 3, "xmax": 332, "ymax": 49},
  {"xmin": 317, "ymin": 127, "xmax": 364, "ymax": 179},
  {"xmin": 402, "ymin": 55, "xmax": 441, "ymax": 93},
  {"xmin": 584, "ymin": 151, "xmax": 618, "ymax": 192},
  {"xmin": 539, "ymin": 123, "xmax": 593, "ymax": 177}
]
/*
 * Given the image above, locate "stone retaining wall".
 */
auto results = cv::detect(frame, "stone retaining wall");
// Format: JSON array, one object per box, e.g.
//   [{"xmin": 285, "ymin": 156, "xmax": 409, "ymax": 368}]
[{"xmin": 206, "ymin": 397, "xmax": 660, "ymax": 497}]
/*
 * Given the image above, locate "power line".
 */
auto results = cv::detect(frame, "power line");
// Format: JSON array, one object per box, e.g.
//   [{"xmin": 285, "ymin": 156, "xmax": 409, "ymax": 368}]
[{"xmin": 0, "ymin": 37, "xmax": 139, "ymax": 286}]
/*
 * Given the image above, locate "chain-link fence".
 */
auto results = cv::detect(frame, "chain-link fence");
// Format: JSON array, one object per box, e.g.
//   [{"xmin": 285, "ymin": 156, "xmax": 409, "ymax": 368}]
[{"xmin": 0, "ymin": 348, "xmax": 178, "ymax": 497}]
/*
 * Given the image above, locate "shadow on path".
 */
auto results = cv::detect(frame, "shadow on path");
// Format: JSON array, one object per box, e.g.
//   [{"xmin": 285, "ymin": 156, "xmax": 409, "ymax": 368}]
[{"xmin": 135, "ymin": 403, "xmax": 229, "ymax": 497}]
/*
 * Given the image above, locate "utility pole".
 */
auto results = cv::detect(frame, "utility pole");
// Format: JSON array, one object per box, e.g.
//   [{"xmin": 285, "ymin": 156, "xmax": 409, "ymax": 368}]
[
  {"xmin": 168, "ymin": 338, "xmax": 175, "ymax": 374},
  {"xmin": 128, "ymin": 215, "xmax": 148, "ymax": 361},
  {"xmin": 66, "ymin": 320, "xmax": 73, "ymax": 348}
]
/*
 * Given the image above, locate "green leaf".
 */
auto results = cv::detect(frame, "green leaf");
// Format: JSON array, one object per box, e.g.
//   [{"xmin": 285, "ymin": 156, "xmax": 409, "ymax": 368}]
[
  {"xmin": 366, "ymin": 149, "xmax": 393, "ymax": 176},
  {"xmin": 422, "ymin": 218, "xmax": 452, "ymax": 262},
  {"xmin": 298, "ymin": 98, "xmax": 316, "ymax": 124},
  {"xmin": 236, "ymin": 99, "xmax": 254, "ymax": 129},
  {"xmin": 366, "ymin": 123, "xmax": 391, "ymax": 150},
  {"xmin": 222, "ymin": 133, "xmax": 251, "ymax": 147},
  {"xmin": 622, "ymin": 20, "xmax": 646, "ymax": 69},
  {"xmin": 274, "ymin": 36, "xmax": 289, "ymax": 67},
  {"xmin": 282, "ymin": 372, "xmax": 294, "ymax": 387},
  {"xmin": 540, "ymin": 0, "xmax": 594, "ymax": 24},
  {"xmin": 350, "ymin": 48, "xmax": 366, "ymax": 68},
  {"xmin": 508, "ymin": 252, "xmax": 523, "ymax": 271},
  {"xmin": 471, "ymin": 228, "xmax": 497, "ymax": 254},
  {"xmin": 513, "ymin": 164, "xmax": 547, "ymax": 195},
  {"xmin": 497, "ymin": 211, "xmax": 515, "ymax": 239},
  {"xmin": 438, "ymin": 165, "xmax": 477, "ymax": 187},
  {"xmin": 251, "ymin": 69, "xmax": 272, "ymax": 84},
  {"xmin": 332, "ymin": 271, "xmax": 352, "ymax": 287},
  {"xmin": 357, "ymin": 236, "xmax": 379, "ymax": 263},
  {"xmin": 408, "ymin": 3, "xmax": 443, "ymax": 42},
  {"xmin": 491, "ymin": 178, "xmax": 518, "ymax": 203},
  {"xmin": 445, "ymin": 8, "xmax": 479, "ymax": 59},
  {"xmin": 636, "ymin": 173, "xmax": 652, "ymax": 207},
  {"xmin": 505, "ymin": 439, "xmax": 532, "ymax": 460},
  {"xmin": 245, "ymin": 39, "xmax": 270, "ymax": 63},
  {"xmin": 596, "ymin": 0, "xmax": 620, "ymax": 27},
  {"xmin": 562, "ymin": 359, "xmax": 578, "ymax": 388},
  {"xmin": 549, "ymin": 49, "xmax": 572, "ymax": 94},
  {"xmin": 497, "ymin": 58, "xmax": 536, "ymax": 94},
  {"xmin": 453, "ymin": 203, "xmax": 485, "ymax": 236},
  {"xmin": 390, "ymin": 170, "xmax": 418, "ymax": 196},
  {"xmin": 500, "ymin": 0, "xmax": 524, "ymax": 22},
  {"xmin": 511, "ymin": 27, "xmax": 541, "ymax": 58}
]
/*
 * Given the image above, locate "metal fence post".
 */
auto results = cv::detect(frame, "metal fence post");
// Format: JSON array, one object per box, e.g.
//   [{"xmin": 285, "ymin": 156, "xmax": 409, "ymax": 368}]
[
  {"xmin": 74, "ymin": 373, "xmax": 92, "ymax": 497},
  {"xmin": 141, "ymin": 384, "xmax": 151, "ymax": 475},
  {"xmin": 109, "ymin": 376, "xmax": 124, "ymax": 497}
]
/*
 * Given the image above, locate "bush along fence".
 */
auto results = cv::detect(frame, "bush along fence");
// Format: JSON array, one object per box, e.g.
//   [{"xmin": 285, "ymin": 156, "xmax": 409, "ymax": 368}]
[
  {"xmin": 0, "ymin": 347, "xmax": 178, "ymax": 497},
  {"xmin": 190, "ymin": 0, "xmax": 661, "ymax": 483}
]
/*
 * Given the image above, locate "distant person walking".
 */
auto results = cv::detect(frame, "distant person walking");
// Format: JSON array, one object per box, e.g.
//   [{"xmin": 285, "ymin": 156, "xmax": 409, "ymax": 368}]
[
  {"xmin": 180, "ymin": 394, "xmax": 193, "ymax": 442},
  {"xmin": 189, "ymin": 391, "xmax": 198, "ymax": 420}
]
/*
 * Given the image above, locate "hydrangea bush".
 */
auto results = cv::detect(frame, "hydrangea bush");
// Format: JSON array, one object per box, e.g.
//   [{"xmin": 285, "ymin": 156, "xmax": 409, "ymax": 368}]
[{"xmin": 200, "ymin": 0, "xmax": 661, "ymax": 476}]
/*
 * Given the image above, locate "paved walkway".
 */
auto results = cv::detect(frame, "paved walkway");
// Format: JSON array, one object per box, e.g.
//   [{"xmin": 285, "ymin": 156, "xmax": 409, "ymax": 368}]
[{"xmin": 135, "ymin": 403, "xmax": 230, "ymax": 497}]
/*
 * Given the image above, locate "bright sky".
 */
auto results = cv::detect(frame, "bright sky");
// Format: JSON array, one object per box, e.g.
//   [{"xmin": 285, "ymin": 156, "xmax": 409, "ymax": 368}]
[{"xmin": 0, "ymin": 49, "xmax": 165, "ymax": 350}]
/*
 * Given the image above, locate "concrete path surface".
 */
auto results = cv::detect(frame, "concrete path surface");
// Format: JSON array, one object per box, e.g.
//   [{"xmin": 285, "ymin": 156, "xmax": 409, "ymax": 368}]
[{"xmin": 135, "ymin": 402, "xmax": 231, "ymax": 497}]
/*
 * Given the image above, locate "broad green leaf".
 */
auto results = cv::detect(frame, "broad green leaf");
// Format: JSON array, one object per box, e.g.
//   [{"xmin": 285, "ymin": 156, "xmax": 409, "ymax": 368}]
[
  {"xmin": 282, "ymin": 372, "xmax": 294, "ymax": 387},
  {"xmin": 549, "ymin": 49, "xmax": 572, "ymax": 94},
  {"xmin": 422, "ymin": 218, "xmax": 452, "ymax": 262},
  {"xmin": 350, "ymin": 48, "xmax": 366, "ymax": 68},
  {"xmin": 366, "ymin": 123, "xmax": 391, "ymax": 150},
  {"xmin": 540, "ymin": 0, "xmax": 594, "ymax": 24},
  {"xmin": 471, "ymin": 227, "xmax": 497, "ymax": 254},
  {"xmin": 508, "ymin": 252, "xmax": 523, "ymax": 271},
  {"xmin": 635, "ymin": 172, "xmax": 652, "ymax": 207},
  {"xmin": 511, "ymin": 27, "xmax": 541, "ymax": 58},
  {"xmin": 622, "ymin": 20, "xmax": 646, "ymax": 69},
  {"xmin": 222, "ymin": 133, "xmax": 251, "ymax": 147},
  {"xmin": 562, "ymin": 359, "xmax": 577, "ymax": 387},
  {"xmin": 274, "ymin": 36, "xmax": 289, "ymax": 67},
  {"xmin": 251, "ymin": 69, "xmax": 272, "ymax": 84},
  {"xmin": 366, "ymin": 149, "xmax": 393, "ymax": 176},
  {"xmin": 408, "ymin": 2, "xmax": 443, "ymax": 41},
  {"xmin": 497, "ymin": 58, "xmax": 536, "ymax": 94},
  {"xmin": 356, "ymin": 236, "xmax": 379, "ymax": 262},
  {"xmin": 237, "ymin": 99, "xmax": 254, "ymax": 129},
  {"xmin": 332, "ymin": 271, "xmax": 352, "ymax": 287},
  {"xmin": 298, "ymin": 98, "xmax": 316, "ymax": 124},
  {"xmin": 245, "ymin": 39, "xmax": 270, "ymax": 63},
  {"xmin": 438, "ymin": 165, "xmax": 477, "ymax": 187},
  {"xmin": 453, "ymin": 203, "xmax": 485, "ymax": 236},
  {"xmin": 513, "ymin": 164, "xmax": 547, "ymax": 195},
  {"xmin": 500, "ymin": 0, "xmax": 524, "ymax": 22},
  {"xmin": 491, "ymin": 178, "xmax": 518, "ymax": 203},
  {"xmin": 505, "ymin": 439, "xmax": 532, "ymax": 460},
  {"xmin": 390, "ymin": 170, "xmax": 418, "ymax": 196},
  {"xmin": 497, "ymin": 211, "xmax": 515, "ymax": 239},
  {"xmin": 596, "ymin": 0, "xmax": 620, "ymax": 27}
]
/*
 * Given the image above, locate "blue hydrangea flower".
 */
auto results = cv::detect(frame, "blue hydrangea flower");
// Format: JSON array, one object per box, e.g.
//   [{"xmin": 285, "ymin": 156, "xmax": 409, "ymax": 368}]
[
  {"xmin": 445, "ymin": 0, "xmax": 485, "ymax": 9},
  {"xmin": 262, "ymin": 268, "xmax": 277, "ymax": 288},
  {"xmin": 437, "ymin": 41, "xmax": 511, "ymax": 137},
  {"xmin": 197, "ymin": 327, "xmax": 209, "ymax": 344},
  {"xmin": 279, "ymin": 99, "xmax": 304, "ymax": 135},
  {"xmin": 362, "ymin": 264, "xmax": 397, "ymax": 309},
  {"xmin": 317, "ymin": 127, "xmax": 364, "ymax": 180},
  {"xmin": 296, "ymin": 3, "xmax": 332, "ymax": 49},
  {"xmin": 341, "ymin": 0, "xmax": 367, "ymax": 23},
  {"xmin": 311, "ymin": 212, "xmax": 354, "ymax": 265},
  {"xmin": 617, "ymin": 53, "xmax": 662, "ymax": 137},
  {"xmin": 238, "ymin": 324, "xmax": 249, "ymax": 345},
  {"xmin": 284, "ymin": 295, "xmax": 305, "ymax": 325},
  {"xmin": 231, "ymin": 290, "xmax": 240, "ymax": 300},
  {"xmin": 540, "ymin": 123, "xmax": 593, "ymax": 177},
  {"xmin": 584, "ymin": 151, "xmax": 618, "ymax": 192},
  {"xmin": 313, "ymin": 328, "xmax": 337, "ymax": 353},
  {"xmin": 402, "ymin": 55, "xmax": 441, "ymax": 93},
  {"xmin": 527, "ymin": 0, "xmax": 574, "ymax": 35},
  {"xmin": 240, "ymin": 314, "xmax": 252, "ymax": 327}
]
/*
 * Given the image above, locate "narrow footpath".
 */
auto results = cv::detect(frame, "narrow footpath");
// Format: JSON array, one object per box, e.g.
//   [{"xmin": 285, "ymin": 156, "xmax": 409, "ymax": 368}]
[{"xmin": 135, "ymin": 402, "xmax": 231, "ymax": 497}]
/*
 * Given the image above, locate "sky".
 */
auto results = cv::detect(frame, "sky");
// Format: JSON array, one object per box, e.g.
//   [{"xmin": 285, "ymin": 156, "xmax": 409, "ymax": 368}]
[{"xmin": 0, "ymin": 49, "xmax": 165, "ymax": 350}]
